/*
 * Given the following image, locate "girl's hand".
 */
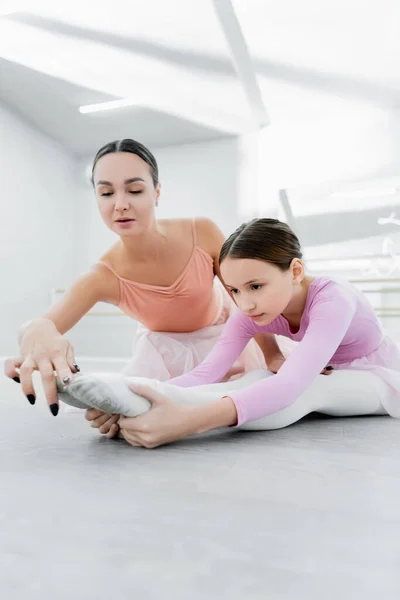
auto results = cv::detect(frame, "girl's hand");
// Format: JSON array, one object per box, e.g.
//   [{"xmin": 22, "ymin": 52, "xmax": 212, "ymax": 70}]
[{"xmin": 119, "ymin": 384, "xmax": 197, "ymax": 449}]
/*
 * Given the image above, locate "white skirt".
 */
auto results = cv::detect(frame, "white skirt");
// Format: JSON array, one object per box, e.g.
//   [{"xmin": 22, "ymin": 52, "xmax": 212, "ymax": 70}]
[
  {"xmin": 330, "ymin": 335, "xmax": 400, "ymax": 418},
  {"xmin": 121, "ymin": 282, "xmax": 267, "ymax": 381}
]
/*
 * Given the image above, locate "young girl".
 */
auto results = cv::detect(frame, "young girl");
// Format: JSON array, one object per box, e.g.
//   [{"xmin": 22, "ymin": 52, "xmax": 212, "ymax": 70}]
[{"xmin": 51, "ymin": 219, "xmax": 400, "ymax": 446}]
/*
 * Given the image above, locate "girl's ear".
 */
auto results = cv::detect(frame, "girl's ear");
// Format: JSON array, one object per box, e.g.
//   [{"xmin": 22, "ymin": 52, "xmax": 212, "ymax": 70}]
[{"xmin": 290, "ymin": 258, "xmax": 304, "ymax": 283}]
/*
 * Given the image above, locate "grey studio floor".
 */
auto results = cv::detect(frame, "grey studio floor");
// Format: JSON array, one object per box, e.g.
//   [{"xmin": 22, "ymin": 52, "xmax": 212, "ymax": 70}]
[{"xmin": 1, "ymin": 375, "xmax": 400, "ymax": 600}]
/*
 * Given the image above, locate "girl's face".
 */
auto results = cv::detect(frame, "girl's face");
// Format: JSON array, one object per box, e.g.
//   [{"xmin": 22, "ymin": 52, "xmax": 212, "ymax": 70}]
[
  {"xmin": 93, "ymin": 152, "xmax": 160, "ymax": 236},
  {"xmin": 220, "ymin": 257, "xmax": 302, "ymax": 325}
]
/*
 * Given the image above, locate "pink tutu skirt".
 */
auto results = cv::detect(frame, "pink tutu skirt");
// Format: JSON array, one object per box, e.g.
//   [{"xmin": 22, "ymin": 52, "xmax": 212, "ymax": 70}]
[
  {"xmin": 122, "ymin": 282, "xmax": 266, "ymax": 381},
  {"xmin": 331, "ymin": 335, "xmax": 400, "ymax": 418}
]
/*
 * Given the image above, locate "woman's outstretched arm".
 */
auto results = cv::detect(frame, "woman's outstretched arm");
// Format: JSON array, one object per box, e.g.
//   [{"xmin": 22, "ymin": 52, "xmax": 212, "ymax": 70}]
[{"xmin": 4, "ymin": 264, "xmax": 118, "ymax": 412}]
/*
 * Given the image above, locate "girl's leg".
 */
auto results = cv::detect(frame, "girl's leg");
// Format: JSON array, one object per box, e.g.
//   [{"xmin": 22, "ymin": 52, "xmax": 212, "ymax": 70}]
[
  {"xmin": 58, "ymin": 369, "xmax": 270, "ymax": 416},
  {"xmin": 126, "ymin": 368, "xmax": 389, "ymax": 431},
  {"xmin": 238, "ymin": 369, "xmax": 389, "ymax": 431},
  {"xmin": 60, "ymin": 369, "xmax": 389, "ymax": 430}
]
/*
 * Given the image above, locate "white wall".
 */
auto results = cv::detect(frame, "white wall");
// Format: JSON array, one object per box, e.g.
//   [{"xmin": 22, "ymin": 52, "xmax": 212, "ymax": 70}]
[
  {"xmin": 155, "ymin": 136, "xmax": 258, "ymax": 232},
  {"xmin": 0, "ymin": 102, "xmax": 76, "ymax": 356}
]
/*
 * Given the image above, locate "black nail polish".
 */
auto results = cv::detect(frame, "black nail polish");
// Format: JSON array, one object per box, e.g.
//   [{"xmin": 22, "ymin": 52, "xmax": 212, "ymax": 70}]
[
  {"xmin": 27, "ymin": 394, "xmax": 36, "ymax": 405},
  {"xmin": 13, "ymin": 376, "xmax": 20, "ymax": 383},
  {"xmin": 73, "ymin": 363, "xmax": 80, "ymax": 372},
  {"xmin": 50, "ymin": 403, "xmax": 59, "ymax": 416},
  {"xmin": 325, "ymin": 366, "xmax": 333, "ymax": 371}
]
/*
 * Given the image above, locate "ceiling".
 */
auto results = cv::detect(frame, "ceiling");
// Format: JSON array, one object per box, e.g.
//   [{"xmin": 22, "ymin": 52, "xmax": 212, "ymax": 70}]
[{"xmin": 0, "ymin": 0, "xmax": 399, "ymax": 156}]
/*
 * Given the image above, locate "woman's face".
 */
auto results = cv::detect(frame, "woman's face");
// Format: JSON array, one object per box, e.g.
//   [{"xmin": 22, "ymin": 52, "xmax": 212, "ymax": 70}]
[
  {"xmin": 220, "ymin": 257, "xmax": 297, "ymax": 325},
  {"xmin": 93, "ymin": 152, "xmax": 160, "ymax": 236}
]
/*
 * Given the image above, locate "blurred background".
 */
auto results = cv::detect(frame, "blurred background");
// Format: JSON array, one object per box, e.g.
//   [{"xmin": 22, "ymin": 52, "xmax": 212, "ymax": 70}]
[{"xmin": 1, "ymin": 0, "xmax": 400, "ymax": 365}]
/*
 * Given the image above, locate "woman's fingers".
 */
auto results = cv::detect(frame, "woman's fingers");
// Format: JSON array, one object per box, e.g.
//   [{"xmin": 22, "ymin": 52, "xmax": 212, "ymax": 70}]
[
  {"xmin": 91, "ymin": 413, "xmax": 112, "ymax": 429},
  {"xmin": 4, "ymin": 356, "xmax": 23, "ymax": 382},
  {"xmin": 52, "ymin": 354, "xmax": 74, "ymax": 387},
  {"xmin": 85, "ymin": 410, "xmax": 120, "ymax": 436},
  {"xmin": 106, "ymin": 423, "xmax": 120, "ymax": 439},
  {"xmin": 19, "ymin": 357, "xmax": 38, "ymax": 405},
  {"xmin": 6, "ymin": 324, "xmax": 80, "ymax": 413},
  {"xmin": 85, "ymin": 408, "xmax": 104, "ymax": 421},
  {"xmin": 36, "ymin": 359, "xmax": 59, "ymax": 414},
  {"xmin": 99, "ymin": 415, "xmax": 120, "ymax": 434},
  {"xmin": 98, "ymin": 415, "xmax": 120, "ymax": 434},
  {"xmin": 65, "ymin": 343, "xmax": 80, "ymax": 374},
  {"xmin": 6, "ymin": 355, "xmax": 63, "ymax": 413}
]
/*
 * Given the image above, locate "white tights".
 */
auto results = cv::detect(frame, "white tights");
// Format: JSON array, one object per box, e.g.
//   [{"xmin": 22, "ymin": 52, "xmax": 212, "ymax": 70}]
[
  {"xmin": 61, "ymin": 368, "xmax": 389, "ymax": 431},
  {"xmin": 129, "ymin": 369, "xmax": 389, "ymax": 430}
]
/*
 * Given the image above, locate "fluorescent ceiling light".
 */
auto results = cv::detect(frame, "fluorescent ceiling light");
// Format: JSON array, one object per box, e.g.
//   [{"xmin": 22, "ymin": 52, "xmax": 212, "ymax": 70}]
[
  {"xmin": 0, "ymin": 17, "xmax": 250, "ymax": 134},
  {"xmin": 79, "ymin": 98, "xmax": 138, "ymax": 114},
  {"xmin": 79, "ymin": 94, "xmax": 253, "ymax": 134},
  {"xmin": 330, "ymin": 188, "xmax": 397, "ymax": 199}
]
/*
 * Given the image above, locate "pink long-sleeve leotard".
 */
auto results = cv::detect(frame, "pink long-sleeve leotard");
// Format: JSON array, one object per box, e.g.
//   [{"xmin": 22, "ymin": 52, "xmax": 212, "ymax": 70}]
[{"xmin": 169, "ymin": 277, "xmax": 384, "ymax": 425}]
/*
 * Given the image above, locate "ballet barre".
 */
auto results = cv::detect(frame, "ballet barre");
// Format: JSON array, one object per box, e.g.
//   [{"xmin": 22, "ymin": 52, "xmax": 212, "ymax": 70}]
[{"xmin": 51, "ymin": 277, "xmax": 400, "ymax": 319}]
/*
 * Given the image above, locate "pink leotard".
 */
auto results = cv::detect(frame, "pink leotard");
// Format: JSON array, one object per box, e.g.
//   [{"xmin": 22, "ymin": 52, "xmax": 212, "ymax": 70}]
[{"xmin": 169, "ymin": 277, "xmax": 384, "ymax": 425}]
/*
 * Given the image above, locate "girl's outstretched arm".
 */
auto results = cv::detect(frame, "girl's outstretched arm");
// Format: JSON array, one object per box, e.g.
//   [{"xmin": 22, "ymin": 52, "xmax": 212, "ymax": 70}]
[
  {"xmin": 169, "ymin": 309, "xmax": 256, "ymax": 387},
  {"xmin": 228, "ymin": 293, "xmax": 356, "ymax": 425}
]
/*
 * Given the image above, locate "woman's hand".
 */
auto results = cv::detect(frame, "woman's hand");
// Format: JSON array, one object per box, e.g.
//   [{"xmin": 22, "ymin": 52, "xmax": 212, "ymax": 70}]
[
  {"xmin": 4, "ymin": 318, "xmax": 78, "ymax": 414},
  {"xmin": 320, "ymin": 366, "xmax": 334, "ymax": 375},
  {"xmin": 118, "ymin": 384, "xmax": 199, "ymax": 449},
  {"xmin": 267, "ymin": 355, "xmax": 287, "ymax": 374},
  {"xmin": 85, "ymin": 409, "xmax": 120, "ymax": 439}
]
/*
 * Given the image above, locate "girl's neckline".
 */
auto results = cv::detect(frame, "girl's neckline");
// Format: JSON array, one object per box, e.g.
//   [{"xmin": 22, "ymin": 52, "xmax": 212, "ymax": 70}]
[{"xmin": 281, "ymin": 277, "xmax": 320, "ymax": 335}]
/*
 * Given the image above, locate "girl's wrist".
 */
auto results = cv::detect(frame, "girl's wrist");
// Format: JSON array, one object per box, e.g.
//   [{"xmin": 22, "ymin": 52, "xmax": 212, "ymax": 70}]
[{"xmin": 192, "ymin": 396, "xmax": 238, "ymax": 434}]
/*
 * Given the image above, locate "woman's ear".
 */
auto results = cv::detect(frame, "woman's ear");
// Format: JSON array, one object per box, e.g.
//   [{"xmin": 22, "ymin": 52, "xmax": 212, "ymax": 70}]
[{"xmin": 155, "ymin": 182, "xmax": 161, "ymax": 207}]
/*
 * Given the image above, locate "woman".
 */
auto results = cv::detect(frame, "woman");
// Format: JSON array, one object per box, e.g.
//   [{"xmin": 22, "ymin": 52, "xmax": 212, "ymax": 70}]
[
  {"xmin": 60, "ymin": 218, "xmax": 400, "ymax": 446},
  {"xmin": 4, "ymin": 139, "xmax": 268, "ymax": 424}
]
